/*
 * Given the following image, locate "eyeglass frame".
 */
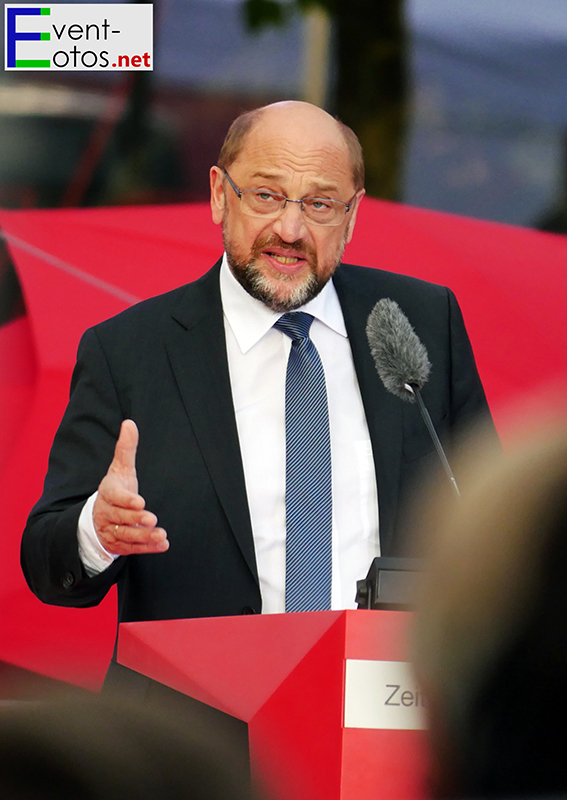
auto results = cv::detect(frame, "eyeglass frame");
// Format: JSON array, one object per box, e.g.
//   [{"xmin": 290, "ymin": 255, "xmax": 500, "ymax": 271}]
[{"xmin": 221, "ymin": 168, "xmax": 358, "ymax": 227}]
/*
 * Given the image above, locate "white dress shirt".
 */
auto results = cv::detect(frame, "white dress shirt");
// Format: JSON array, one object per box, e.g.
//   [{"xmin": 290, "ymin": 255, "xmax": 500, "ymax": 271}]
[{"xmin": 78, "ymin": 255, "xmax": 380, "ymax": 611}]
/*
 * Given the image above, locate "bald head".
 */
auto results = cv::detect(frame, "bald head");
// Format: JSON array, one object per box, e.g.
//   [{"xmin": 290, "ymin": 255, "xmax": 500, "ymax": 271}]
[{"xmin": 218, "ymin": 101, "xmax": 364, "ymax": 192}]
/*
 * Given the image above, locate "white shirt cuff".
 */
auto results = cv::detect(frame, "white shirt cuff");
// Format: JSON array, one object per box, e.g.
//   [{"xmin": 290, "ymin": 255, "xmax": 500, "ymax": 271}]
[{"xmin": 77, "ymin": 491, "xmax": 119, "ymax": 576}]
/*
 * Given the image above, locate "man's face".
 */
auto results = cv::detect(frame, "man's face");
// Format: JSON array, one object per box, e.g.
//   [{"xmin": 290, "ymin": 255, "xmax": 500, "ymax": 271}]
[{"xmin": 210, "ymin": 105, "xmax": 363, "ymax": 312}]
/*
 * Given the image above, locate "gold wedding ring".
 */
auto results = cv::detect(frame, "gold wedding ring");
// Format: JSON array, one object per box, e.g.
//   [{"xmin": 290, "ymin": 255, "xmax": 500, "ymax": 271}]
[{"xmin": 114, "ymin": 524, "xmax": 119, "ymax": 534}]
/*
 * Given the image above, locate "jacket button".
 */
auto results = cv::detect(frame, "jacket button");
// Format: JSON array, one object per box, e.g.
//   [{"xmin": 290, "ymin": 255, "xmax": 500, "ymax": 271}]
[
  {"xmin": 62, "ymin": 572, "xmax": 75, "ymax": 589},
  {"xmin": 241, "ymin": 606, "xmax": 256, "ymax": 615}
]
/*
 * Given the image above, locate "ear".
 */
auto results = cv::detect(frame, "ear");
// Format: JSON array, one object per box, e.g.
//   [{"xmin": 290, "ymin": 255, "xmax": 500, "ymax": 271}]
[
  {"xmin": 210, "ymin": 166, "xmax": 226, "ymax": 226},
  {"xmin": 344, "ymin": 189, "xmax": 365, "ymax": 244}
]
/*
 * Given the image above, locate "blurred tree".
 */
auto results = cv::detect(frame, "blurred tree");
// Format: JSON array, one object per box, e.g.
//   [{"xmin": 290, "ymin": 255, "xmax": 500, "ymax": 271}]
[
  {"xmin": 243, "ymin": 0, "xmax": 408, "ymax": 201},
  {"xmin": 62, "ymin": 0, "xmax": 182, "ymax": 208},
  {"xmin": 537, "ymin": 135, "xmax": 567, "ymax": 234}
]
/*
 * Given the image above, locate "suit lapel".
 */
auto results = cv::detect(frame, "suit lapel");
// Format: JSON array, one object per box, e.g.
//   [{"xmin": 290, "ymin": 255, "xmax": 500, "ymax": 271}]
[
  {"xmin": 333, "ymin": 266, "xmax": 403, "ymax": 556},
  {"xmin": 163, "ymin": 259, "xmax": 404, "ymax": 573},
  {"xmin": 165, "ymin": 260, "xmax": 258, "ymax": 584}
]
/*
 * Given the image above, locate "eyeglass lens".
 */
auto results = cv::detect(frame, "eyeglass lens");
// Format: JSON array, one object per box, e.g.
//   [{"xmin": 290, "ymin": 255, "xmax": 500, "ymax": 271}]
[{"xmin": 242, "ymin": 191, "xmax": 345, "ymax": 226}]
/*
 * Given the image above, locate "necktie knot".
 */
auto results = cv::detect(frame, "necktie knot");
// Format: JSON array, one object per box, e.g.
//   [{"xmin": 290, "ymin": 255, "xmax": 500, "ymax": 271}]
[{"xmin": 274, "ymin": 312, "xmax": 314, "ymax": 342}]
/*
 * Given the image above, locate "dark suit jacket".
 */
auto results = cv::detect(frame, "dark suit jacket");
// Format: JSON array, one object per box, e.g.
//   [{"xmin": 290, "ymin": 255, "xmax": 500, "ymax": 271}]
[{"xmin": 21, "ymin": 260, "xmax": 492, "ymax": 623}]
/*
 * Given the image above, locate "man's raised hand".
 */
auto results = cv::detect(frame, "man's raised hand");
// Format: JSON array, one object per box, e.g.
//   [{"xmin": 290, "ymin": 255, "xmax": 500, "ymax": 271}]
[{"xmin": 92, "ymin": 419, "xmax": 169, "ymax": 556}]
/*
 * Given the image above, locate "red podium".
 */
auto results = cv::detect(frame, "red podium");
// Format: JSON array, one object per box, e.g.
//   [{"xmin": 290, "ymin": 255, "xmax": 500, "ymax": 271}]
[{"xmin": 118, "ymin": 610, "xmax": 429, "ymax": 800}]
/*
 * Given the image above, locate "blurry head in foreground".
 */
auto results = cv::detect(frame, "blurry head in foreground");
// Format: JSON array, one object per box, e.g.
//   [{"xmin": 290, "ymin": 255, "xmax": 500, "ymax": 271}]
[
  {"xmin": 0, "ymin": 696, "xmax": 254, "ymax": 800},
  {"xmin": 412, "ymin": 422, "xmax": 567, "ymax": 798}
]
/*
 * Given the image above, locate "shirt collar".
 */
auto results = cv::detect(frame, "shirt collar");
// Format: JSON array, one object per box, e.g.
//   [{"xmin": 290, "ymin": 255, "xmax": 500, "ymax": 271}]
[{"xmin": 220, "ymin": 253, "xmax": 347, "ymax": 354}]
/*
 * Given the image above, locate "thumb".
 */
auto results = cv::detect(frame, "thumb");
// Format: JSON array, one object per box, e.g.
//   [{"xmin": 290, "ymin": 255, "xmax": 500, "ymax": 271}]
[{"xmin": 112, "ymin": 419, "xmax": 139, "ymax": 476}]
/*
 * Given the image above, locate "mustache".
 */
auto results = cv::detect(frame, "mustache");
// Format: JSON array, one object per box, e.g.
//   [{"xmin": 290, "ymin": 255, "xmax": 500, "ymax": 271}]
[{"xmin": 252, "ymin": 234, "xmax": 316, "ymax": 260}]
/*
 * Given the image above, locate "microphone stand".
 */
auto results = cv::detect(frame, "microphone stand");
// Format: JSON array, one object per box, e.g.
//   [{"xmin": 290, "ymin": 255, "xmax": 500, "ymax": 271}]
[
  {"xmin": 405, "ymin": 383, "xmax": 460, "ymax": 498},
  {"xmin": 355, "ymin": 380, "xmax": 460, "ymax": 610}
]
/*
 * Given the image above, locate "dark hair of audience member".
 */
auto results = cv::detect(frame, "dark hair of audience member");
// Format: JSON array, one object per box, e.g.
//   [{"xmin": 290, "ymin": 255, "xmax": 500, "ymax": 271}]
[
  {"xmin": 0, "ymin": 696, "xmax": 255, "ymax": 800},
  {"xmin": 411, "ymin": 423, "xmax": 567, "ymax": 798}
]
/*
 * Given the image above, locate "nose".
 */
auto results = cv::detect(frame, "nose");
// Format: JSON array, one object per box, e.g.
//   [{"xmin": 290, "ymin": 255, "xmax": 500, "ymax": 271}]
[{"xmin": 272, "ymin": 200, "xmax": 308, "ymax": 243}]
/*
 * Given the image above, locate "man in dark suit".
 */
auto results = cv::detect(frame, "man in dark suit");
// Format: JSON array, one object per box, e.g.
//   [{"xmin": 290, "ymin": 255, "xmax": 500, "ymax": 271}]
[{"xmin": 21, "ymin": 101, "xmax": 491, "ymax": 627}]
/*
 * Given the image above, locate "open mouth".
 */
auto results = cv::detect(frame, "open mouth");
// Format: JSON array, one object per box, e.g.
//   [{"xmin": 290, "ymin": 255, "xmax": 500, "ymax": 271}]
[
  {"xmin": 262, "ymin": 250, "xmax": 308, "ymax": 275},
  {"xmin": 266, "ymin": 252, "xmax": 301, "ymax": 265}
]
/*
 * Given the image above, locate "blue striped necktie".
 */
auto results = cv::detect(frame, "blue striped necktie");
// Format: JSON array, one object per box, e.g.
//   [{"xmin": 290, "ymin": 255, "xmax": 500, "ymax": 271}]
[{"xmin": 274, "ymin": 312, "xmax": 332, "ymax": 612}]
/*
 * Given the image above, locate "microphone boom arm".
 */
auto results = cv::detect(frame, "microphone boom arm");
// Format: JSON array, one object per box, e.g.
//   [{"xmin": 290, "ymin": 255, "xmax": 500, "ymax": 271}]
[{"xmin": 405, "ymin": 383, "xmax": 460, "ymax": 498}]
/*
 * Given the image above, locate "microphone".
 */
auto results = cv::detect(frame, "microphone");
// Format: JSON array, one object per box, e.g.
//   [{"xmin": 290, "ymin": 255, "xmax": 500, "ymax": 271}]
[{"xmin": 366, "ymin": 298, "xmax": 460, "ymax": 497}]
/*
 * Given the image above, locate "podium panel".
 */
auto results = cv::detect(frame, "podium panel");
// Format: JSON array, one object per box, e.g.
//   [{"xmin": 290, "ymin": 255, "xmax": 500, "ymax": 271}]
[{"xmin": 117, "ymin": 609, "xmax": 429, "ymax": 800}]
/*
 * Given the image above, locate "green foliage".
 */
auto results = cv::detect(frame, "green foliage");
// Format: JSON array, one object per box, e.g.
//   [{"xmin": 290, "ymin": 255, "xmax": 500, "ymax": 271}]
[
  {"xmin": 243, "ymin": 0, "xmax": 291, "ymax": 31},
  {"xmin": 242, "ymin": 0, "xmax": 335, "ymax": 32},
  {"xmin": 297, "ymin": 0, "xmax": 335, "ymax": 15}
]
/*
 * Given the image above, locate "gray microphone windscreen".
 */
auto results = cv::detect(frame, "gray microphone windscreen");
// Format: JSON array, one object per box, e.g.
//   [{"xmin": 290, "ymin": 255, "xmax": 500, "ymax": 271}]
[{"xmin": 366, "ymin": 298, "xmax": 431, "ymax": 402}]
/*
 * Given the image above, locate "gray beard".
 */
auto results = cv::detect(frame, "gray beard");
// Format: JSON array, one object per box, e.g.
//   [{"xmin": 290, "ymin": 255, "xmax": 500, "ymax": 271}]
[
  {"xmin": 226, "ymin": 251, "xmax": 328, "ymax": 312},
  {"xmin": 223, "ymin": 224, "xmax": 347, "ymax": 312}
]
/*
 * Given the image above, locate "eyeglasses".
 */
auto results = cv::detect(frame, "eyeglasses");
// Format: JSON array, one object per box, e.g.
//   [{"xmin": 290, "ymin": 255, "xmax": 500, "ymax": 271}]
[{"xmin": 222, "ymin": 169, "xmax": 357, "ymax": 227}]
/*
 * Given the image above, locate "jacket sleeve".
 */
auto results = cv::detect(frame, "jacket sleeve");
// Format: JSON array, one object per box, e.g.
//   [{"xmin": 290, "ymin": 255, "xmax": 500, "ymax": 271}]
[{"xmin": 21, "ymin": 326, "xmax": 127, "ymax": 607}]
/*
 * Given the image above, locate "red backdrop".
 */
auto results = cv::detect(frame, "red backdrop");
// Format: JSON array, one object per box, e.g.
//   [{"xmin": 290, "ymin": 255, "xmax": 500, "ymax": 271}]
[{"xmin": 1, "ymin": 198, "xmax": 566, "ymax": 689}]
